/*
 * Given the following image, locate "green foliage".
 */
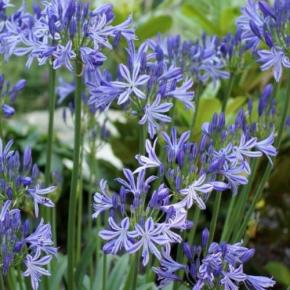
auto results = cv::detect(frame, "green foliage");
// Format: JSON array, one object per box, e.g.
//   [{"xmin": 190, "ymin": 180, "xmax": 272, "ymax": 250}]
[
  {"xmin": 265, "ymin": 261, "xmax": 290, "ymax": 286},
  {"xmin": 136, "ymin": 15, "xmax": 173, "ymax": 40}
]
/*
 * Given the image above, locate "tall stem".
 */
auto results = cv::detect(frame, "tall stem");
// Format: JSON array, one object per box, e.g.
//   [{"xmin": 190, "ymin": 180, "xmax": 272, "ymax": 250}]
[
  {"xmin": 0, "ymin": 274, "xmax": 4, "ymax": 290},
  {"xmin": 44, "ymin": 66, "xmax": 56, "ymax": 187},
  {"xmin": 190, "ymin": 83, "xmax": 201, "ymax": 138},
  {"xmin": 88, "ymin": 136, "xmax": 97, "ymax": 290},
  {"xmin": 222, "ymin": 73, "xmax": 235, "ymax": 112},
  {"xmin": 43, "ymin": 65, "xmax": 56, "ymax": 235},
  {"xmin": 206, "ymin": 191, "xmax": 222, "ymax": 251},
  {"xmin": 235, "ymin": 70, "xmax": 290, "ymax": 242},
  {"xmin": 0, "ymin": 116, "xmax": 3, "ymax": 139},
  {"xmin": 130, "ymin": 124, "xmax": 147, "ymax": 290},
  {"xmin": 102, "ymin": 254, "xmax": 107, "ymax": 290},
  {"xmin": 67, "ymin": 60, "xmax": 83, "ymax": 290}
]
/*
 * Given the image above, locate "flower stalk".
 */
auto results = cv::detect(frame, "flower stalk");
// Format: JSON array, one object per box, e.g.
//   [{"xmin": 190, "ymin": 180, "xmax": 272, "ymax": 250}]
[{"xmin": 67, "ymin": 59, "xmax": 83, "ymax": 290}]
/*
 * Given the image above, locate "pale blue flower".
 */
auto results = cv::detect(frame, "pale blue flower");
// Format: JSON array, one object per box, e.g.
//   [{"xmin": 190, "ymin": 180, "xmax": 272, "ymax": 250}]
[{"xmin": 99, "ymin": 217, "xmax": 134, "ymax": 254}]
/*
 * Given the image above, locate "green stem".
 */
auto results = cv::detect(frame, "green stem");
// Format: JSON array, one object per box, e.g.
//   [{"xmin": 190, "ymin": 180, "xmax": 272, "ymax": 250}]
[
  {"xmin": 67, "ymin": 61, "xmax": 83, "ymax": 290},
  {"xmin": 102, "ymin": 254, "xmax": 107, "ymax": 290},
  {"xmin": 0, "ymin": 274, "xmax": 4, "ymax": 290},
  {"xmin": 76, "ymin": 130, "xmax": 85, "ymax": 264},
  {"xmin": 188, "ymin": 208, "xmax": 201, "ymax": 246},
  {"xmin": 222, "ymin": 159, "xmax": 258, "ymax": 243},
  {"xmin": 229, "ymin": 159, "xmax": 259, "ymax": 243},
  {"xmin": 76, "ymin": 177, "xmax": 83, "ymax": 263},
  {"xmin": 43, "ymin": 64, "xmax": 56, "ymax": 290},
  {"xmin": 88, "ymin": 138, "xmax": 97, "ymax": 290},
  {"xmin": 206, "ymin": 191, "xmax": 222, "ymax": 251},
  {"xmin": 222, "ymin": 73, "xmax": 235, "ymax": 112},
  {"xmin": 234, "ymin": 70, "xmax": 290, "ymax": 242},
  {"xmin": 0, "ymin": 116, "xmax": 3, "ymax": 139},
  {"xmin": 17, "ymin": 266, "xmax": 25, "ymax": 290},
  {"xmin": 131, "ymin": 251, "xmax": 141, "ymax": 290},
  {"xmin": 44, "ymin": 66, "xmax": 56, "ymax": 187},
  {"xmin": 190, "ymin": 84, "xmax": 201, "ymax": 138},
  {"xmin": 220, "ymin": 194, "xmax": 236, "ymax": 242}
]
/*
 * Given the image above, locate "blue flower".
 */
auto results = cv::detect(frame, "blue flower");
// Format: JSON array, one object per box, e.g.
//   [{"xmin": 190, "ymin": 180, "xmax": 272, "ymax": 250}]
[
  {"xmin": 236, "ymin": 0, "xmax": 264, "ymax": 50},
  {"xmin": 116, "ymin": 168, "xmax": 156, "ymax": 197},
  {"xmin": 128, "ymin": 217, "xmax": 168, "ymax": 266},
  {"xmin": 53, "ymin": 41, "xmax": 76, "ymax": 72},
  {"xmin": 99, "ymin": 217, "xmax": 134, "ymax": 254},
  {"xmin": 245, "ymin": 275, "xmax": 275, "ymax": 290},
  {"xmin": 255, "ymin": 132, "xmax": 277, "ymax": 165},
  {"xmin": 220, "ymin": 164, "xmax": 248, "ymax": 194},
  {"xmin": 25, "ymin": 219, "xmax": 57, "ymax": 256},
  {"xmin": 80, "ymin": 47, "xmax": 106, "ymax": 71},
  {"xmin": 27, "ymin": 185, "xmax": 55, "ymax": 218},
  {"xmin": 258, "ymin": 47, "xmax": 290, "ymax": 81},
  {"xmin": 139, "ymin": 95, "xmax": 173, "ymax": 138},
  {"xmin": 112, "ymin": 62, "xmax": 150, "ymax": 105},
  {"xmin": 92, "ymin": 179, "xmax": 113, "ymax": 219},
  {"xmin": 220, "ymin": 265, "xmax": 247, "ymax": 289},
  {"xmin": 2, "ymin": 103, "xmax": 15, "ymax": 117},
  {"xmin": 166, "ymin": 79, "xmax": 194, "ymax": 109},
  {"xmin": 163, "ymin": 128, "xmax": 190, "ymax": 162},
  {"xmin": 135, "ymin": 139, "xmax": 162, "ymax": 173},
  {"xmin": 0, "ymin": 200, "xmax": 11, "ymax": 222},
  {"xmin": 23, "ymin": 253, "xmax": 52, "ymax": 290}
]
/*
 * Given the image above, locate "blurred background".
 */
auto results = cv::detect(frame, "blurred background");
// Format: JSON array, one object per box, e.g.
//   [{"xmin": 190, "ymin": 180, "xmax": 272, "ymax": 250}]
[{"xmin": 3, "ymin": 0, "xmax": 290, "ymax": 288}]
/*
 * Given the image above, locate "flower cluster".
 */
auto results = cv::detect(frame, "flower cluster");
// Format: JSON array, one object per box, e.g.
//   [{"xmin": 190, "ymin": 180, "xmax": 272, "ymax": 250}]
[
  {"xmin": 154, "ymin": 228, "xmax": 275, "ymax": 289},
  {"xmin": 0, "ymin": 1, "xmax": 134, "ymax": 72},
  {"xmin": 134, "ymin": 91, "xmax": 277, "ymax": 214},
  {"xmin": 237, "ymin": 0, "xmax": 290, "ymax": 81},
  {"xmin": 0, "ymin": 139, "xmax": 55, "ymax": 217},
  {"xmin": 0, "ymin": 203, "xmax": 56, "ymax": 290},
  {"xmin": 148, "ymin": 34, "xmax": 232, "ymax": 85},
  {"xmin": 93, "ymin": 171, "xmax": 190, "ymax": 266},
  {"xmin": 94, "ymin": 85, "xmax": 278, "ymax": 272},
  {"xmin": 0, "ymin": 74, "xmax": 26, "ymax": 118},
  {"xmin": 88, "ymin": 41, "xmax": 195, "ymax": 138},
  {"xmin": 0, "ymin": 138, "xmax": 56, "ymax": 289}
]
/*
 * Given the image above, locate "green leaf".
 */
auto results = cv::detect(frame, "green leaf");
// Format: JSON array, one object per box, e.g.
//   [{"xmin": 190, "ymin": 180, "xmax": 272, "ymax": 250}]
[
  {"xmin": 75, "ymin": 238, "xmax": 98, "ymax": 288},
  {"xmin": 50, "ymin": 254, "xmax": 67, "ymax": 290},
  {"xmin": 181, "ymin": 4, "xmax": 220, "ymax": 35},
  {"xmin": 193, "ymin": 98, "xmax": 222, "ymax": 134},
  {"xmin": 225, "ymin": 96, "xmax": 247, "ymax": 123},
  {"xmin": 137, "ymin": 282, "xmax": 158, "ymax": 290},
  {"xmin": 265, "ymin": 261, "xmax": 290, "ymax": 286},
  {"xmin": 108, "ymin": 255, "xmax": 130, "ymax": 290},
  {"xmin": 136, "ymin": 15, "xmax": 173, "ymax": 40},
  {"xmin": 219, "ymin": 7, "xmax": 240, "ymax": 33}
]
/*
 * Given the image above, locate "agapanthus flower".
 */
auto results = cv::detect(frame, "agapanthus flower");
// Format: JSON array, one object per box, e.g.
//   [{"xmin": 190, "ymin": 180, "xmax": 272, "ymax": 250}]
[
  {"xmin": 128, "ymin": 218, "xmax": 168, "ymax": 266},
  {"xmin": 88, "ymin": 40, "xmax": 194, "ymax": 138},
  {"xmin": 0, "ymin": 202, "xmax": 56, "ymax": 290},
  {"xmin": 0, "ymin": 138, "xmax": 56, "ymax": 217},
  {"xmin": 149, "ymin": 34, "xmax": 231, "ymax": 85},
  {"xmin": 27, "ymin": 186, "xmax": 55, "ymax": 218},
  {"xmin": 258, "ymin": 47, "xmax": 290, "ymax": 81},
  {"xmin": 94, "ymin": 163, "xmax": 189, "ymax": 267},
  {"xmin": 135, "ymin": 139, "xmax": 162, "ymax": 173},
  {"xmin": 154, "ymin": 232, "xmax": 275, "ymax": 289},
  {"xmin": 237, "ymin": 0, "xmax": 290, "ymax": 81},
  {"xmin": 0, "ymin": 2, "xmax": 135, "ymax": 73},
  {"xmin": 92, "ymin": 179, "xmax": 113, "ymax": 219},
  {"xmin": 99, "ymin": 217, "xmax": 134, "ymax": 254},
  {"xmin": 53, "ymin": 41, "xmax": 76, "ymax": 72},
  {"xmin": 23, "ymin": 253, "xmax": 52, "ymax": 290},
  {"xmin": 139, "ymin": 95, "xmax": 173, "ymax": 138},
  {"xmin": 0, "ymin": 74, "xmax": 26, "ymax": 118}
]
